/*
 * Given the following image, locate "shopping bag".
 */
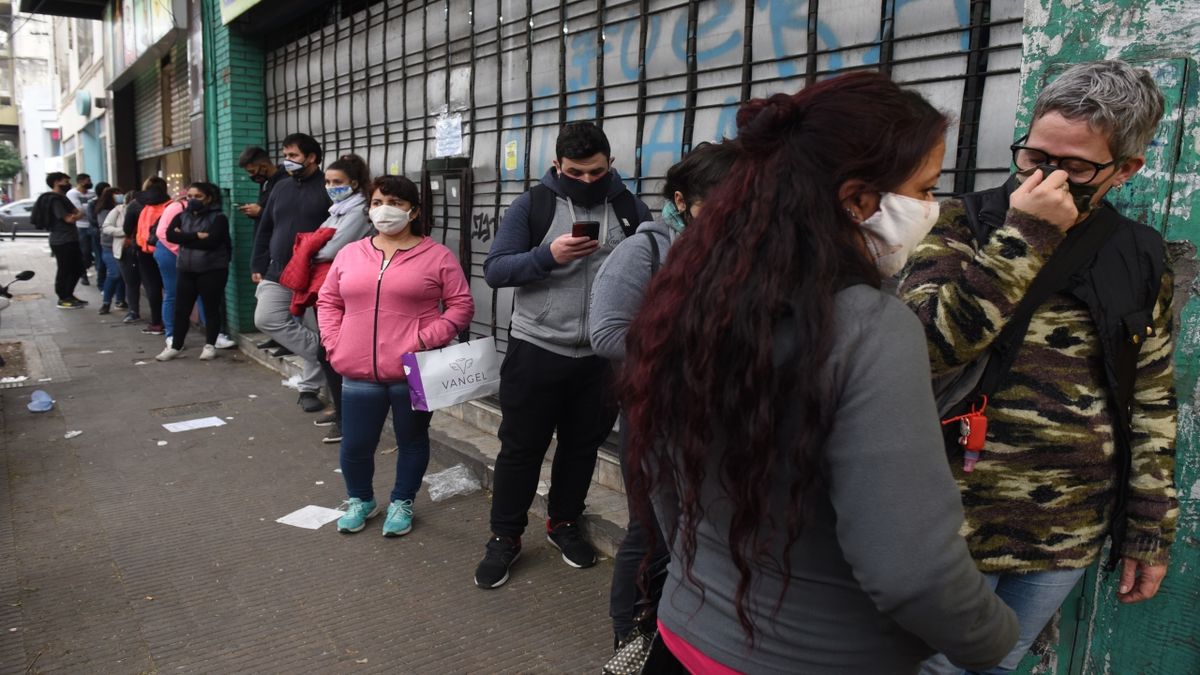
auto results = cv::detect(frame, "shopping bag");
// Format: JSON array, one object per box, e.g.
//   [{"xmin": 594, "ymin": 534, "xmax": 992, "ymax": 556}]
[{"xmin": 401, "ymin": 337, "xmax": 501, "ymax": 412}]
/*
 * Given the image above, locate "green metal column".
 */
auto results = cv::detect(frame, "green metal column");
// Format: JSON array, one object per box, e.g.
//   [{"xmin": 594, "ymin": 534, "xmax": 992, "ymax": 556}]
[
  {"xmin": 201, "ymin": 0, "xmax": 266, "ymax": 333},
  {"xmin": 1018, "ymin": 1, "xmax": 1200, "ymax": 673}
]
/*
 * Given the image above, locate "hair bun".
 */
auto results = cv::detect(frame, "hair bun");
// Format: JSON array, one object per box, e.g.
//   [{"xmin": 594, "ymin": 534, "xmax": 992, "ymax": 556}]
[{"xmin": 736, "ymin": 93, "xmax": 803, "ymax": 145}]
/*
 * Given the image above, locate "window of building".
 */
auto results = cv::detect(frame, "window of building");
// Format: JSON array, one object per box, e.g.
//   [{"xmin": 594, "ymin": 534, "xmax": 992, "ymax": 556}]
[{"xmin": 76, "ymin": 19, "xmax": 94, "ymax": 69}]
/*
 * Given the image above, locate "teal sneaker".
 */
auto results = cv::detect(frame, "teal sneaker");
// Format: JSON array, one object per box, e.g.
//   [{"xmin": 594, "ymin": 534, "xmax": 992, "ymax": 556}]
[
  {"xmin": 382, "ymin": 499, "xmax": 414, "ymax": 537},
  {"xmin": 336, "ymin": 498, "xmax": 379, "ymax": 533}
]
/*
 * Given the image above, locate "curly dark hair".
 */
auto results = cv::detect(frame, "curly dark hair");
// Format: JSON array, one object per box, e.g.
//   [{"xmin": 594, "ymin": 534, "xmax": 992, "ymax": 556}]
[{"xmin": 621, "ymin": 71, "xmax": 948, "ymax": 641}]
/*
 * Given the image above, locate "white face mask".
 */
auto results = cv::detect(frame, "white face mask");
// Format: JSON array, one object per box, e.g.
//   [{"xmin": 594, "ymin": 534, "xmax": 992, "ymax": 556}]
[
  {"xmin": 858, "ymin": 192, "xmax": 940, "ymax": 277},
  {"xmin": 370, "ymin": 205, "xmax": 413, "ymax": 236}
]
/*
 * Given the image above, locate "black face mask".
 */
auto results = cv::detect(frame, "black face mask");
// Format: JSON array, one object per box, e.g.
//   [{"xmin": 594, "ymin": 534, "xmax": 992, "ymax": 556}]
[
  {"xmin": 55, "ymin": 183, "xmax": 70, "ymax": 193},
  {"xmin": 187, "ymin": 198, "xmax": 206, "ymax": 213},
  {"xmin": 81, "ymin": 183, "xmax": 93, "ymax": 191},
  {"xmin": 250, "ymin": 173, "xmax": 268, "ymax": 185},
  {"xmin": 557, "ymin": 171, "xmax": 610, "ymax": 207},
  {"xmin": 1017, "ymin": 165, "xmax": 1102, "ymax": 216}
]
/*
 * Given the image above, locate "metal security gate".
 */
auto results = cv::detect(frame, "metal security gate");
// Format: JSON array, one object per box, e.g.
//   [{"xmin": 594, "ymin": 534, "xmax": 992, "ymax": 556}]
[{"xmin": 264, "ymin": 0, "xmax": 1026, "ymax": 352}]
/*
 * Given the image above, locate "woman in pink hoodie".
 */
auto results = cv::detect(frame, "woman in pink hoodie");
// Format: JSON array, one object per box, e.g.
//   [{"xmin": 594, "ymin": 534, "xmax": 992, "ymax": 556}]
[{"xmin": 317, "ymin": 175, "xmax": 474, "ymax": 537}]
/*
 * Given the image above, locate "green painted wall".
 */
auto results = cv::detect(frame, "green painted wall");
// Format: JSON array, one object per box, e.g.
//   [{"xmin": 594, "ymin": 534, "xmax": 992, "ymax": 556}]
[
  {"xmin": 202, "ymin": 0, "xmax": 265, "ymax": 333},
  {"xmin": 1019, "ymin": 1, "xmax": 1200, "ymax": 673}
]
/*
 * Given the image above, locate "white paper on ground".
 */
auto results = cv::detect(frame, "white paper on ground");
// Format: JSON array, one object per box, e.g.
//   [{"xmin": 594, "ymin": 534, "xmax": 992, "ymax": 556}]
[
  {"xmin": 276, "ymin": 505, "xmax": 345, "ymax": 530},
  {"xmin": 64, "ymin": 430, "xmax": 83, "ymax": 439},
  {"xmin": 0, "ymin": 376, "xmax": 28, "ymax": 384},
  {"xmin": 280, "ymin": 375, "xmax": 303, "ymax": 391},
  {"xmin": 162, "ymin": 416, "xmax": 227, "ymax": 433}
]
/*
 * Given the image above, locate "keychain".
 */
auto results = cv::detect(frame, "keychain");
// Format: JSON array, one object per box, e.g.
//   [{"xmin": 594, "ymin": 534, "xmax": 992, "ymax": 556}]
[{"xmin": 941, "ymin": 396, "xmax": 988, "ymax": 473}]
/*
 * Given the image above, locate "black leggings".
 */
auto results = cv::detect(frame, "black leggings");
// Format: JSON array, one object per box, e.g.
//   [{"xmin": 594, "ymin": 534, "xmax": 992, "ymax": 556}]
[
  {"xmin": 171, "ymin": 268, "xmax": 228, "ymax": 349},
  {"xmin": 50, "ymin": 242, "xmax": 83, "ymax": 301},
  {"xmin": 136, "ymin": 249, "xmax": 163, "ymax": 325},
  {"xmin": 119, "ymin": 248, "xmax": 141, "ymax": 313}
]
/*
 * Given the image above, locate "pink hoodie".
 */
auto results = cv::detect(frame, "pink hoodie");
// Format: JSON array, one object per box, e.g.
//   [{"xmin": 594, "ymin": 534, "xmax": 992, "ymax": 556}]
[
  {"xmin": 317, "ymin": 237, "xmax": 474, "ymax": 383},
  {"xmin": 155, "ymin": 199, "xmax": 185, "ymax": 255}
]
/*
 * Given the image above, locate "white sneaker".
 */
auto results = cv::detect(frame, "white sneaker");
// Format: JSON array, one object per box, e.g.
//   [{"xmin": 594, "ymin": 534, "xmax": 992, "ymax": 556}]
[
  {"xmin": 155, "ymin": 346, "xmax": 181, "ymax": 362},
  {"xmin": 199, "ymin": 344, "xmax": 217, "ymax": 360},
  {"xmin": 215, "ymin": 334, "xmax": 236, "ymax": 349}
]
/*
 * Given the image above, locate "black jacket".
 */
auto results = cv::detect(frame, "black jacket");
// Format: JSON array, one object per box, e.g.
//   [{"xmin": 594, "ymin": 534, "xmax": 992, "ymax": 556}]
[
  {"xmin": 251, "ymin": 168, "xmax": 331, "ymax": 282},
  {"xmin": 166, "ymin": 207, "xmax": 231, "ymax": 274}
]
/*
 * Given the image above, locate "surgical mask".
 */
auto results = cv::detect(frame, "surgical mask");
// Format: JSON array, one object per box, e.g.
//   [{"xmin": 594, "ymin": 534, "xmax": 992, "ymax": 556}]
[
  {"xmin": 282, "ymin": 159, "xmax": 305, "ymax": 175},
  {"xmin": 858, "ymin": 192, "xmax": 940, "ymax": 277},
  {"xmin": 326, "ymin": 185, "xmax": 354, "ymax": 203},
  {"xmin": 557, "ymin": 171, "xmax": 609, "ymax": 207},
  {"xmin": 114, "ymin": 194, "xmax": 126, "ymax": 205},
  {"xmin": 662, "ymin": 201, "xmax": 687, "ymax": 233},
  {"xmin": 370, "ymin": 205, "xmax": 412, "ymax": 236},
  {"xmin": 187, "ymin": 198, "xmax": 206, "ymax": 213}
]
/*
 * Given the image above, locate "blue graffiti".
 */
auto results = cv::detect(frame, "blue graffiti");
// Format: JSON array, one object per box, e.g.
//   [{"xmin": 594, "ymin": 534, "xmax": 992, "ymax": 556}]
[
  {"xmin": 672, "ymin": 0, "xmax": 742, "ymax": 63},
  {"xmin": 639, "ymin": 97, "xmax": 685, "ymax": 179},
  {"xmin": 617, "ymin": 13, "xmax": 662, "ymax": 83}
]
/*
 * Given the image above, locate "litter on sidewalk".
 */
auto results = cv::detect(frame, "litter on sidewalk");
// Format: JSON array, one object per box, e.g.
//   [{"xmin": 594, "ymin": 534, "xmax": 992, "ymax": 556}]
[
  {"xmin": 423, "ymin": 464, "xmax": 481, "ymax": 502},
  {"xmin": 162, "ymin": 416, "xmax": 227, "ymax": 433},
  {"xmin": 64, "ymin": 430, "xmax": 82, "ymax": 439},
  {"xmin": 27, "ymin": 389, "xmax": 53, "ymax": 412},
  {"xmin": 276, "ymin": 505, "xmax": 344, "ymax": 530}
]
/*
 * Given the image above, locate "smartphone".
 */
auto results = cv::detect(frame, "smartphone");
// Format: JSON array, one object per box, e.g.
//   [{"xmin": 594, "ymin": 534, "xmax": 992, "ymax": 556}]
[{"xmin": 572, "ymin": 220, "xmax": 600, "ymax": 240}]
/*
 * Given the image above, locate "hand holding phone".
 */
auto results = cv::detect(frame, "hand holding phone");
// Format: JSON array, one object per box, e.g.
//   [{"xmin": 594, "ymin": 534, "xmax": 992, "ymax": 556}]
[{"xmin": 572, "ymin": 220, "xmax": 600, "ymax": 240}]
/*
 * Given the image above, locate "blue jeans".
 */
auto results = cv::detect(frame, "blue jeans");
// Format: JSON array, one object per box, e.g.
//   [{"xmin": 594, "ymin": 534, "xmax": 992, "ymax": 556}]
[
  {"xmin": 100, "ymin": 249, "xmax": 125, "ymax": 304},
  {"xmin": 155, "ymin": 241, "xmax": 207, "ymax": 337},
  {"xmin": 920, "ymin": 568, "xmax": 1088, "ymax": 674},
  {"xmin": 340, "ymin": 378, "xmax": 434, "ymax": 504}
]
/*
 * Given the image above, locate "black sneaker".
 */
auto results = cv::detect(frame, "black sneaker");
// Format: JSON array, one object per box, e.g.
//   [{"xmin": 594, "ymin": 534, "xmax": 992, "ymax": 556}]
[
  {"xmin": 474, "ymin": 536, "xmax": 522, "ymax": 589},
  {"xmin": 122, "ymin": 312, "xmax": 141, "ymax": 324},
  {"xmin": 69, "ymin": 296, "xmax": 89, "ymax": 306},
  {"xmin": 270, "ymin": 345, "xmax": 295, "ymax": 358},
  {"xmin": 97, "ymin": 303, "xmax": 111, "ymax": 315},
  {"xmin": 297, "ymin": 391, "xmax": 325, "ymax": 413},
  {"xmin": 313, "ymin": 411, "xmax": 337, "ymax": 427},
  {"xmin": 321, "ymin": 422, "xmax": 342, "ymax": 444},
  {"xmin": 56, "ymin": 299, "xmax": 84, "ymax": 310},
  {"xmin": 114, "ymin": 301, "xmax": 129, "ymax": 310},
  {"xmin": 547, "ymin": 520, "xmax": 596, "ymax": 569},
  {"xmin": 255, "ymin": 338, "xmax": 280, "ymax": 350}
]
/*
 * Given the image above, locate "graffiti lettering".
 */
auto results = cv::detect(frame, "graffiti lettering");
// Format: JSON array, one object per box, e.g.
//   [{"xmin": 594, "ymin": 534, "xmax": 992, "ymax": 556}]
[{"xmin": 472, "ymin": 211, "xmax": 496, "ymax": 243}]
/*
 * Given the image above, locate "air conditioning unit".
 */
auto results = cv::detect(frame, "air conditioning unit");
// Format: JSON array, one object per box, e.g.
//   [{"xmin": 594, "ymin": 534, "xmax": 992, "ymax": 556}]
[{"xmin": 94, "ymin": 97, "xmax": 108, "ymax": 109}]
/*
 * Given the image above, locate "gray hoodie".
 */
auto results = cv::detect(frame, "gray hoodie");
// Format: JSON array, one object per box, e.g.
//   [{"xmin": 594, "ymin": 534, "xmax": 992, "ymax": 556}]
[
  {"xmin": 589, "ymin": 218, "xmax": 674, "ymax": 361},
  {"xmin": 484, "ymin": 169, "xmax": 652, "ymax": 357}
]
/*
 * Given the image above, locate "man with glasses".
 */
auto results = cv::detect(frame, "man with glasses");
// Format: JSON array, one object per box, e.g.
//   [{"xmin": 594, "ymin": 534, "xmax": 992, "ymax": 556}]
[{"xmin": 900, "ymin": 60, "xmax": 1178, "ymax": 673}]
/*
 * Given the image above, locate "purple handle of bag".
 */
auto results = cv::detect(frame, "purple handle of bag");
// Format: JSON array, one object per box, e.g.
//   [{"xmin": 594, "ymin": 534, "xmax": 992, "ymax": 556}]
[{"xmin": 401, "ymin": 352, "xmax": 430, "ymax": 412}]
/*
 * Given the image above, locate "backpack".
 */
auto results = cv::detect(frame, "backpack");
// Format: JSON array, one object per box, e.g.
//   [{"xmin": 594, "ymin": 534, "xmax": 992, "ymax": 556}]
[
  {"xmin": 527, "ymin": 183, "xmax": 642, "ymax": 248},
  {"xmin": 30, "ymin": 192, "xmax": 60, "ymax": 230},
  {"xmin": 136, "ymin": 201, "xmax": 169, "ymax": 253}
]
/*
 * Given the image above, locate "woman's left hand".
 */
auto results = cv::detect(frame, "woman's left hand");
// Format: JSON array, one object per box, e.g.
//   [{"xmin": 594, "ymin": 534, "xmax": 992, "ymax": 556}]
[{"xmin": 197, "ymin": 232, "xmax": 210, "ymax": 239}]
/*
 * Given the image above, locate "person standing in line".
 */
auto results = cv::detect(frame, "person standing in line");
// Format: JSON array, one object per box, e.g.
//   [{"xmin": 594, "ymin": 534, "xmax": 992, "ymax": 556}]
[
  {"xmin": 112, "ymin": 187, "xmax": 142, "ymax": 323},
  {"xmin": 66, "ymin": 173, "xmax": 96, "ymax": 286},
  {"xmin": 123, "ymin": 176, "xmax": 172, "ymax": 334},
  {"xmin": 619, "ymin": 73, "xmax": 1018, "ymax": 672},
  {"xmin": 154, "ymin": 194, "xmax": 186, "ymax": 344},
  {"xmin": 238, "ymin": 146, "xmax": 289, "ymax": 352},
  {"xmin": 94, "ymin": 187, "xmax": 127, "ymax": 315},
  {"xmin": 588, "ymin": 141, "xmax": 738, "ymax": 647},
  {"xmin": 475, "ymin": 121, "xmax": 652, "ymax": 589},
  {"xmin": 157, "ymin": 182, "xmax": 231, "ymax": 362},
  {"xmin": 317, "ymin": 175, "xmax": 474, "ymax": 536},
  {"xmin": 903, "ymin": 61, "xmax": 1178, "ymax": 675},
  {"xmin": 305, "ymin": 153, "xmax": 375, "ymax": 445},
  {"xmin": 251, "ymin": 133, "xmax": 333, "ymax": 413},
  {"xmin": 34, "ymin": 172, "xmax": 87, "ymax": 308},
  {"xmin": 87, "ymin": 181, "xmax": 111, "ymax": 289}
]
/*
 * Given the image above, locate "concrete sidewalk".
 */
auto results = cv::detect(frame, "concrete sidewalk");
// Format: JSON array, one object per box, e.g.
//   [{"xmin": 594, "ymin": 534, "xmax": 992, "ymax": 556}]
[{"xmin": 0, "ymin": 239, "xmax": 614, "ymax": 673}]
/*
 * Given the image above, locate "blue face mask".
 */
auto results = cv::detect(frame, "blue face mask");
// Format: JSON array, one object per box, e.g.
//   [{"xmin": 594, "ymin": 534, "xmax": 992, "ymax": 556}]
[
  {"xmin": 662, "ymin": 201, "xmax": 687, "ymax": 233},
  {"xmin": 326, "ymin": 185, "xmax": 354, "ymax": 203},
  {"xmin": 114, "ymin": 194, "xmax": 126, "ymax": 205}
]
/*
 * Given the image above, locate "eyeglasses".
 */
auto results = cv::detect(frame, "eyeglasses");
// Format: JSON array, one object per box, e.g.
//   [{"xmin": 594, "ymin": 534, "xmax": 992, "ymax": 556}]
[{"xmin": 1009, "ymin": 134, "xmax": 1118, "ymax": 185}]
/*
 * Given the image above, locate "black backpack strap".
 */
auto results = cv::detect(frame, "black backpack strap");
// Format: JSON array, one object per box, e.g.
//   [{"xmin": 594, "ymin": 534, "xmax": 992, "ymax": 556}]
[
  {"xmin": 644, "ymin": 230, "xmax": 660, "ymax": 275},
  {"xmin": 611, "ymin": 190, "xmax": 642, "ymax": 238},
  {"xmin": 527, "ymin": 184, "xmax": 557, "ymax": 250},
  {"xmin": 973, "ymin": 209, "xmax": 1122, "ymax": 400}
]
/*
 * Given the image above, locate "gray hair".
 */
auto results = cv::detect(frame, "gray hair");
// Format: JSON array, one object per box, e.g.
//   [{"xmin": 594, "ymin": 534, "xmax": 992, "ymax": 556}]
[{"xmin": 1032, "ymin": 60, "xmax": 1165, "ymax": 161}]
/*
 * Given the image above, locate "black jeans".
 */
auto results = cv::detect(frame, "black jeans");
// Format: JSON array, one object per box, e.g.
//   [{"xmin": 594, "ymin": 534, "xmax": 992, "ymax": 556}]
[
  {"xmin": 118, "ymin": 247, "xmax": 141, "ymax": 314},
  {"xmin": 171, "ymin": 268, "xmax": 228, "ymax": 349},
  {"xmin": 489, "ymin": 338, "xmax": 619, "ymax": 538},
  {"xmin": 609, "ymin": 419, "xmax": 670, "ymax": 640},
  {"xmin": 50, "ymin": 241, "xmax": 83, "ymax": 301},
  {"xmin": 136, "ymin": 249, "xmax": 163, "ymax": 325},
  {"xmin": 314, "ymin": 308, "xmax": 342, "ymax": 421}
]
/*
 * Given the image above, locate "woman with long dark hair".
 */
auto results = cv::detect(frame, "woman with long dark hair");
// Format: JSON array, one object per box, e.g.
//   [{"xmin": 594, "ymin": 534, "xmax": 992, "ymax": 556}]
[
  {"xmin": 620, "ymin": 72, "xmax": 1018, "ymax": 672},
  {"xmin": 94, "ymin": 186, "xmax": 127, "ymax": 315}
]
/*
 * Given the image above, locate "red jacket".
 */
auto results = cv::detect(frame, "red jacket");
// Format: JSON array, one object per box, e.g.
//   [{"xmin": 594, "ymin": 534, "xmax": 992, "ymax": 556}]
[{"xmin": 280, "ymin": 228, "xmax": 337, "ymax": 316}]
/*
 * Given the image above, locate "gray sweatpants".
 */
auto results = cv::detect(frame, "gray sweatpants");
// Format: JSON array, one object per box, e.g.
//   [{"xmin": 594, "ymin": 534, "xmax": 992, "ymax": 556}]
[{"xmin": 254, "ymin": 279, "xmax": 325, "ymax": 394}]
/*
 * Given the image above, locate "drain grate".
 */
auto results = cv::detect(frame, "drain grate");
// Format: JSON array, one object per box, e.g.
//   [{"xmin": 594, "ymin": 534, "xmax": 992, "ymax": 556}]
[{"xmin": 150, "ymin": 400, "xmax": 226, "ymax": 418}]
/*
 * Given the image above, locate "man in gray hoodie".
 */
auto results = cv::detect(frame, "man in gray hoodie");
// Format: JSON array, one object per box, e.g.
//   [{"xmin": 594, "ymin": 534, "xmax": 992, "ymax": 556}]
[{"xmin": 475, "ymin": 122, "xmax": 652, "ymax": 589}]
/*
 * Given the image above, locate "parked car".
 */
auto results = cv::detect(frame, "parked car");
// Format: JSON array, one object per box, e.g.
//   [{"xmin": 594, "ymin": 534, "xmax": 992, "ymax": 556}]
[{"xmin": 1, "ymin": 198, "xmax": 38, "ymax": 238}]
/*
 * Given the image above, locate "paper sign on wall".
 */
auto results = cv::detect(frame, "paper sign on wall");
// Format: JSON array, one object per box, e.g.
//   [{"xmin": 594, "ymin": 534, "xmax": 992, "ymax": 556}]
[
  {"xmin": 504, "ymin": 140, "xmax": 519, "ymax": 172},
  {"xmin": 435, "ymin": 113, "xmax": 463, "ymax": 157}
]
